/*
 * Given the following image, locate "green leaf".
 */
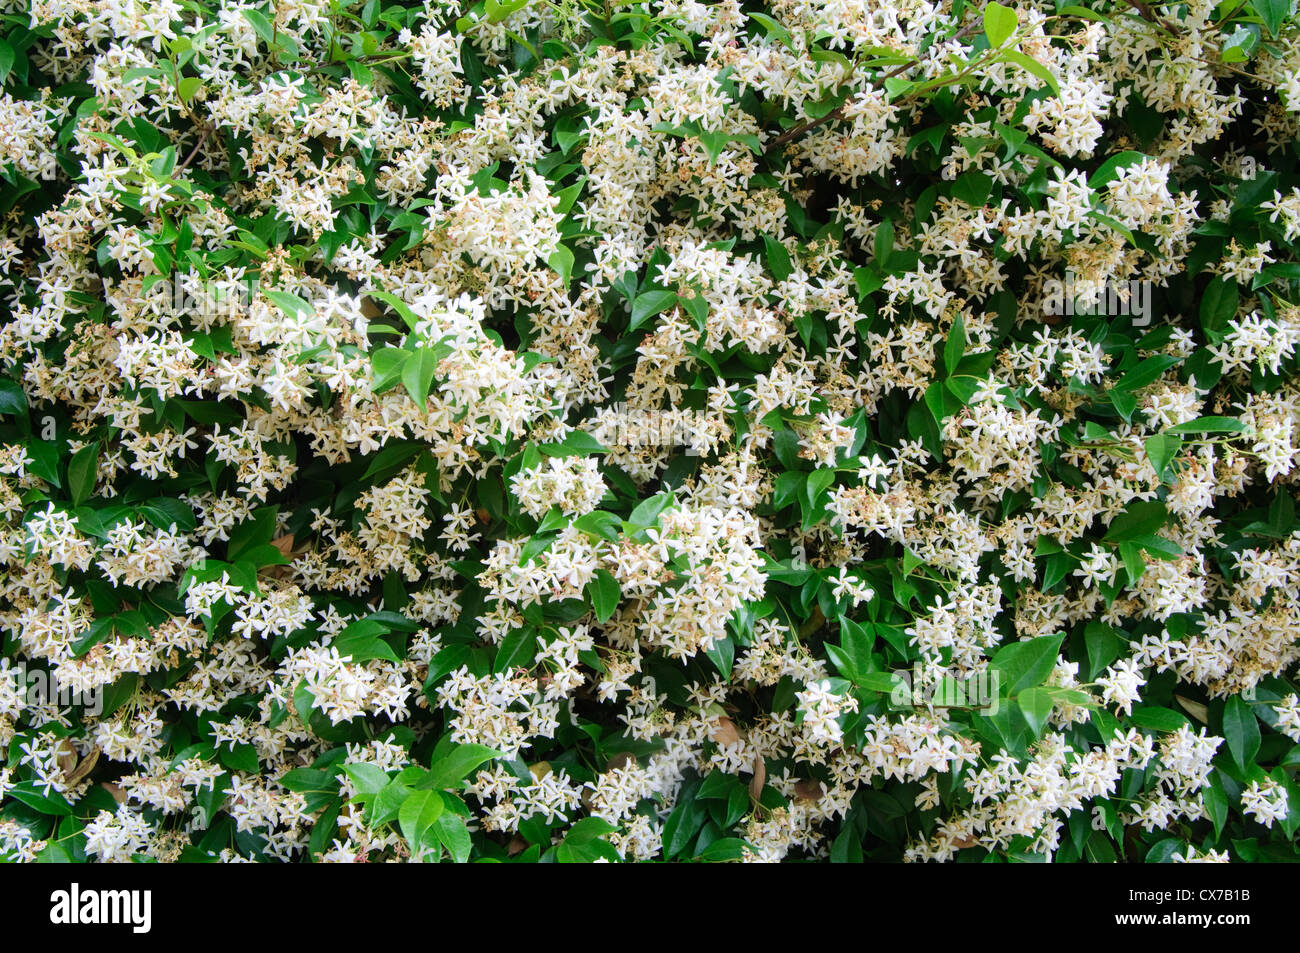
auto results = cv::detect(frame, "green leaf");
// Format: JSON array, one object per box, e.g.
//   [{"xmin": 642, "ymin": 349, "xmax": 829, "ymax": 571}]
[
  {"xmin": 854, "ymin": 266, "xmax": 883, "ymax": 299},
  {"xmin": 573, "ymin": 509, "xmax": 621, "ymax": 541},
  {"xmin": 241, "ymin": 8, "xmax": 276, "ymax": 45},
  {"xmin": 990, "ymin": 634, "xmax": 1063, "ymax": 696},
  {"xmin": 1199, "ymin": 277, "xmax": 1238, "ymax": 334},
  {"xmin": 1215, "ymin": 35, "xmax": 1253, "ymax": 66},
  {"xmin": 552, "ymin": 178, "xmax": 585, "ymax": 214},
  {"xmin": 697, "ymin": 838, "xmax": 748, "ymax": 862},
  {"xmin": 859, "ymin": 672, "xmax": 905, "ymax": 694},
  {"xmin": 1165, "ymin": 416, "xmax": 1247, "ymax": 435},
  {"xmin": 334, "ymin": 623, "xmax": 401, "ymax": 664},
  {"xmin": 564, "ymin": 816, "xmax": 617, "ymax": 845},
  {"xmin": 26, "ymin": 440, "xmax": 61, "ymax": 487},
  {"xmin": 1144, "ymin": 433, "xmax": 1182, "ymax": 483},
  {"xmin": 586, "ymin": 569, "xmax": 621, "ymax": 623},
  {"xmin": 1222, "ymin": 695, "xmax": 1261, "ymax": 772},
  {"xmin": 1118, "ymin": 541, "xmax": 1145, "ymax": 585},
  {"xmin": 493, "ymin": 626, "xmax": 536, "ymax": 674},
  {"xmin": 401, "ymin": 344, "xmax": 439, "ymax": 411},
  {"xmin": 555, "ymin": 837, "xmax": 620, "ymax": 862},
  {"xmin": 67, "ymin": 444, "xmax": 98, "ymax": 507},
  {"xmin": 372, "ymin": 778, "xmax": 412, "ymax": 828},
  {"xmin": 952, "ymin": 170, "xmax": 993, "ymax": 207},
  {"xmin": 361, "ymin": 440, "xmax": 423, "ymax": 480},
  {"xmin": 1041, "ymin": 552, "xmax": 1072, "ymax": 591},
  {"xmin": 772, "ymin": 471, "xmax": 805, "ymax": 512},
  {"xmin": 763, "ymin": 234, "xmax": 793, "ymax": 282},
  {"xmin": 432, "ymin": 810, "xmax": 473, "ymax": 862},
  {"xmin": 219, "ymin": 743, "xmax": 260, "ymax": 774},
  {"xmin": 1111, "ymin": 389, "xmax": 1138, "ymax": 423},
  {"xmin": 1001, "ymin": 50, "xmax": 1059, "ymax": 95},
  {"xmin": 309, "ymin": 801, "xmax": 341, "ymax": 858},
  {"xmin": 628, "ymin": 289, "xmax": 677, "ymax": 332},
  {"xmin": 485, "ymin": 0, "xmax": 531, "ymax": 23},
  {"xmin": 1253, "ymin": 0, "xmax": 1291, "ymax": 36},
  {"xmin": 1087, "ymin": 151, "xmax": 1147, "ymax": 189},
  {"xmin": 1129, "ymin": 706, "xmax": 1187, "ymax": 732},
  {"xmin": 370, "ymin": 346, "xmax": 408, "ymax": 393},
  {"xmin": 343, "ymin": 763, "xmax": 391, "ymax": 799},
  {"xmin": 227, "ymin": 506, "xmax": 278, "ymax": 560},
  {"xmin": 944, "ymin": 313, "xmax": 966, "ymax": 375},
  {"xmin": 661, "ymin": 787, "xmax": 708, "ymax": 859},
  {"xmin": 398, "ymin": 789, "xmax": 445, "ymax": 849},
  {"xmin": 809, "ymin": 47, "xmax": 852, "ymax": 70},
  {"xmin": 177, "ymin": 75, "xmax": 202, "ymax": 103},
  {"xmin": 1114, "ymin": 355, "xmax": 1180, "ymax": 393},
  {"xmin": 1135, "ymin": 534, "xmax": 1182, "ymax": 559},
  {"xmin": 1145, "ymin": 838, "xmax": 1183, "ymax": 863},
  {"xmin": 874, "ymin": 219, "xmax": 894, "ymax": 269},
  {"xmin": 280, "ymin": 767, "xmax": 336, "ymax": 795},
  {"xmin": 626, "ymin": 491, "xmax": 675, "ymax": 530},
  {"xmin": 1104, "ymin": 501, "xmax": 1168, "ymax": 543},
  {"xmin": 749, "ymin": 11, "xmax": 794, "ymax": 48},
  {"xmin": 98, "ymin": 674, "xmax": 138, "ymax": 717},
  {"xmin": 8, "ymin": 782, "xmax": 74, "ymax": 816},
  {"xmin": 1057, "ymin": 3, "xmax": 1112, "ymax": 20},
  {"xmin": 1084, "ymin": 622, "xmax": 1121, "ymax": 679},
  {"xmin": 0, "ymin": 379, "xmax": 26, "ymax": 416},
  {"xmin": 1090, "ymin": 213, "xmax": 1137, "ymax": 247},
  {"xmin": 908, "ymin": 124, "xmax": 949, "ymax": 157},
  {"xmin": 237, "ymin": 543, "xmax": 289, "ymax": 569},
  {"xmin": 1018, "ymin": 686, "xmax": 1055, "ymax": 738},
  {"xmin": 829, "ymin": 617, "xmax": 873, "ymax": 683},
  {"xmin": 367, "ymin": 291, "xmax": 420, "ymax": 331},
  {"xmin": 71, "ymin": 617, "xmax": 115, "ymax": 658},
  {"xmin": 424, "ymin": 743, "xmax": 501, "ymax": 790},
  {"xmin": 983, "ymin": 1, "xmax": 1018, "ymax": 45},
  {"xmin": 548, "ymin": 244, "xmax": 575, "ymax": 286},
  {"xmin": 537, "ymin": 430, "xmax": 607, "ymax": 457},
  {"xmin": 0, "ymin": 40, "xmax": 14, "ymax": 85},
  {"xmin": 1203, "ymin": 773, "xmax": 1229, "ymax": 838},
  {"xmin": 137, "ymin": 497, "xmax": 196, "ymax": 533},
  {"xmin": 705, "ymin": 635, "xmax": 734, "ymax": 679},
  {"xmin": 802, "ymin": 468, "xmax": 835, "ymax": 526}
]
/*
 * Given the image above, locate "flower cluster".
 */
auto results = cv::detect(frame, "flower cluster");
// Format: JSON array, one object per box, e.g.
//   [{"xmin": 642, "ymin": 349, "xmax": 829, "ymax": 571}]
[{"xmin": 1, "ymin": 0, "xmax": 1298, "ymax": 865}]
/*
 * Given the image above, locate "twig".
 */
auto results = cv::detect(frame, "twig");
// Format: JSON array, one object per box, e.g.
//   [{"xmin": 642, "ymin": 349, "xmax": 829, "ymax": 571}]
[
  {"xmin": 765, "ymin": 21, "xmax": 982, "ymax": 153},
  {"xmin": 176, "ymin": 127, "xmax": 212, "ymax": 172}
]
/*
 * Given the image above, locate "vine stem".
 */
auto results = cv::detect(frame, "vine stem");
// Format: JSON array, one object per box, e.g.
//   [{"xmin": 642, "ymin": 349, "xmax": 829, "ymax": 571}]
[{"xmin": 176, "ymin": 128, "xmax": 211, "ymax": 172}]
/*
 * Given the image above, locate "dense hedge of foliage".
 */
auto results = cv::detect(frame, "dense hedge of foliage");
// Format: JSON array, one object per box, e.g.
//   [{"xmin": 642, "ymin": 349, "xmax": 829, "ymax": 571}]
[{"xmin": 2, "ymin": 0, "xmax": 1300, "ymax": 863}]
